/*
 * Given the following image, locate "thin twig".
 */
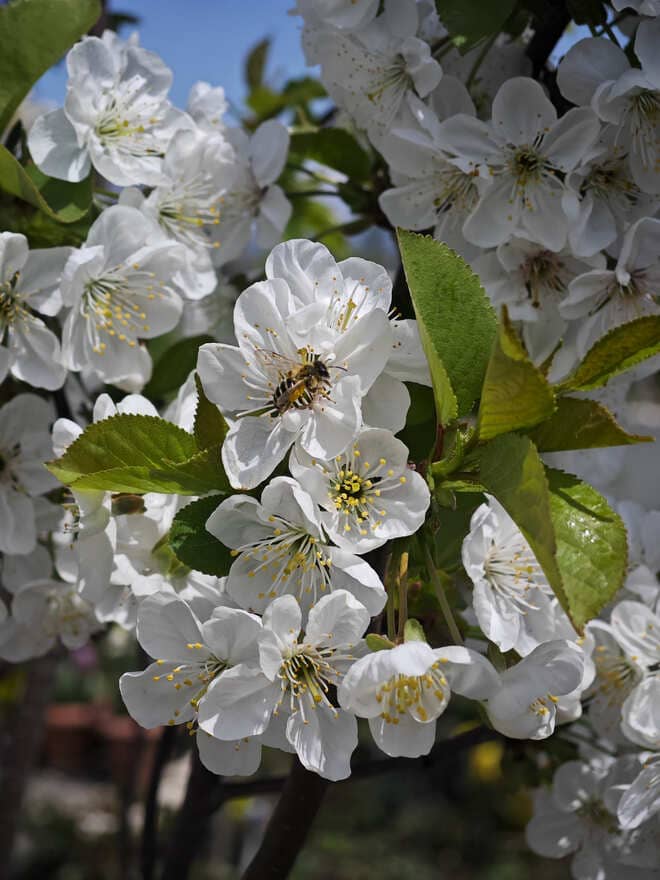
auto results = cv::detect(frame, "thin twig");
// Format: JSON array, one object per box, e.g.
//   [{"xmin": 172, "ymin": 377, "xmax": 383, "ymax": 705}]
[{"xmin": 424, "ymin": 546, "xmax": 464, "ymax": 645}]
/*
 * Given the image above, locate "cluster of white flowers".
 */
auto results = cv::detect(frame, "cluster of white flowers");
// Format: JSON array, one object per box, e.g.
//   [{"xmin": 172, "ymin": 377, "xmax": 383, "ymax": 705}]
[{"xmin": 0, "ymin": 4, "xmax": 658, "ymax": 873}]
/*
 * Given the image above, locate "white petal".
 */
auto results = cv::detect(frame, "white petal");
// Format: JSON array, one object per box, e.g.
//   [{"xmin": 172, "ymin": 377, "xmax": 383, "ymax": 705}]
[
  {"xmin": 368, "ymin": 711, "xmax": 436, "ymax": 758},
  {"xmin": 286, "ymin": 705, "xmax": 357, "ymax": 781},
  {"xmin": 250, "ymin": 120, "xmax": 290, "ymax": 187},
  {"xmin": 119, "ymin": 663, "xmax": 195, "ymax": 728},
  {"xmin": 305, "ymin": 590, "xmax": 370, "ymax": 648},
  {"xmin": 27, "ymin": 109, "xmax": 90, "ymax": 182},
  {"xmin": 196, "ymin": 730, "xmax": 262, "ymax": 776}
]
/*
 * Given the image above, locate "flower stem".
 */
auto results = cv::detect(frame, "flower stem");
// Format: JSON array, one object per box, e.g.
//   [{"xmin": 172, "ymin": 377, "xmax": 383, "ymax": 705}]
[
  {"xmin": 396, "ymin": 551, "xmax": 409, "ymax": 643},
  {"xmin": 424, "ymin": 546, "xmax": 463, "ymax": 645}
]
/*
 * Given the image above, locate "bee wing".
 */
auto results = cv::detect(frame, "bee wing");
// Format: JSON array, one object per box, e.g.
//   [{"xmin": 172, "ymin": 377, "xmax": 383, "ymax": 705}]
[{"xmin": 253, "ymin": 347, "xmax": 299, "ymax": 377}]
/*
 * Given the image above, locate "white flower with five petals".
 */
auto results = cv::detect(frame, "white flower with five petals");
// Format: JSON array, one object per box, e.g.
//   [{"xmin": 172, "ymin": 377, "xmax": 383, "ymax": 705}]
[
  {"xmin": 198, "ymin": 591, "xmax": 370, "ymax": 780},
  {"xmin": 289, "ymin": 428, "xmax": 430, "ymax": 553},
  {"xmin": 28, "ymin": 33, "xmax": 190, "ymax": 186},
  {"xmin": 59, "ymin": 205, "xmax": 184, "ymax": 391},
  {"xmin": 436, "ymin": 77, "xmax": 600, "ymax": 249},
  {"xmin": 206, "ymin": 476, "xmax": 386, "ymax": 615},
  {"xmin": 197, "ymin": 268, "xmax": 393, "ymax": 488},
  {"xmin": 120, "ymin": 595, "xmax": 266, "ymax": 777},
  {"xmin": 338, "ymin": 641, "xmax": 498, "ymax": 758}
]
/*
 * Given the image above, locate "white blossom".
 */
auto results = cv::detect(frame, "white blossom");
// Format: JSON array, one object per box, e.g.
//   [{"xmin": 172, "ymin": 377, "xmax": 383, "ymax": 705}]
[
  {"xmin": 560, "ymin": 217, "xmax": 660, "ymax": 359},
  {"xmin": 526, "ymin": 758, "xmax": 639, "ymax": 880},
  {"xmin": 28, "ymin": 32, "xmax": 190, "ymax": 185},
  {"xmin": 289, "ymin": 427, "xmax": 429, "ymax": 553},
  {"xmin": 312, "ymin": 4, "xmax": 443, "ymax": 144},
  {"xmin": 484, "ymin": 640, "xmax": 585, "ymax": 739},
  {"xmin": 209, "ymin": 121, "xmax": 292, "ymax": 266},
  {"xmin": 473, "ymin": 237, "xmax": 604, "ymax": 363},
  {"xmin": 199, "ymin": 591, "xmax": 370, "ymax": 780},
  {"xmin": 206, "ymin": 476, "xmax": 386, "ymax": 615},
  {"xmin": 436, "ymin": 77, "xmax": 601, "ymax": 249},
  {"xmin": 462, "ymin": 497, "xmax": 557, "ymax": 656},
  {"xmin": 338, "ymin": 641, "xmax": 498, "ymax": 758},
  {"xmin": 120, "ymin": 595, "xmax": 265, "ymax": 776},
  {"xmin": 186, "ymin": 81, "xmax": 228, "ymax": 134},
  {"xmin": 197, "ymin": 262, "xmax": 394, "ymax": 488},
  {"xmin": 557, "ymin": 26, "xmax": 660, "ymax": 194},
  {"xmin": 0, "ymin": 233, "xmax": 69, "ymax": 390},
  {"xmin": 59, "ymin": 205, "xmax": 184, "ymax": 391},
  {"xmin": 120, "ymin": 129, "xmax": 236, "ymax": 299},
  {"xmin": 0, "ymin": 578, "xmax": 98, "ymax": 662}
]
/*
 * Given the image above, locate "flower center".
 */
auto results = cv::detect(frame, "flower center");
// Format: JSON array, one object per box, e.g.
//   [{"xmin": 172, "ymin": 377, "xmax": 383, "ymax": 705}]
[
  {"xmin": 576, "ymin": 797, "xmax": 618, "ymax": 833},
  {"xmin": 0, "ymin": 270, "xmax": 29, "ymax": 333},
  {"xmin": 157, "ymin": 176, "xmax": 223, "ymax": 250},
  {"xmin": 484, "ymin": 540, "xmax": 549, "ymax": 611},
  {"xmin": 231, "ymin": 519, "xmax": 334, "ymax": 604},
  {"xmin": 94, "ymin": 93, "xmax": 164, "ymax": 158},
  {"xmin": 81, "ymin": 266, "xmax": 163, "ymax": 353},
  {"xmin": 433, "ymin": 164, "xmax": 480, "ymax": 216},
  {"xmin": 278, "ymin": 643, "xmax": 340, "ymax": 718},
  {"xmin": 625, "ymin": 88, "xmax": 660, "ymax": 171},
  {"xmin": 586, "ymin": 158, "xmax": 640, "ymax": 212},
  {"xmin": 376, "ymin": 662, "xmax": 449, "ymax": 724},
  {"xmin": 510, "ymin": 146, "xmax": 546, "ymax": 187},
  {"xmin": 593, "ymin": 644, "xmax": 641, "ymax": 701},
  {"xmin": 520, "ymin": 250, "xmax": 566, "ymax": 307}
]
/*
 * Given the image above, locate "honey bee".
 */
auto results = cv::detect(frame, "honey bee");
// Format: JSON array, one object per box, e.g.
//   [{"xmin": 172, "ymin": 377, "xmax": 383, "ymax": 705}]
[{"xmin": 256, "ymin": 348, "xmax": 336, "ymax": 416}]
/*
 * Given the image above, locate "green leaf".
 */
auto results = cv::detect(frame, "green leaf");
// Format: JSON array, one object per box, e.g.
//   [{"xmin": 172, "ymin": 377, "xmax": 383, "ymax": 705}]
[
  {"xmin": 528, "ymin": 397, "xmax": 651, "ymax": 452},
  {"xmin": 0, "ymin": 146, "xmax": 92, "ymax": 223},
  {"xmin": 290, "ymin": 129, "xmax": 371, "ymax": 181},
  {"xmin": 169, "ymin": 496, "xmax": 233, "ymax": 577},
  {"xmin": 397, "ymin": 230, "xmax": 497, "ymax": 426},
  {"xmin": 404, "ymin": 619, "xmax": 428, "ymax": 643},
  {"xmin": 435, "ymin": 0, "xmax": 516, "ymax": 52},
  {"xmin": 557, "ymin": 316, "xmax": 660, "ymax": 392},
  {"xmin": 194, "ymin": 373, "xmax": 228, "ymax": 451},
  {"xmin": 46, "ymin": 414, "xmax": 230, "ymax": 495},
  {"xmin": 0, "ymin": 0, "xmax": 101, "ymax": 134},
  {"xmin": 248, "ymin": 77, "xmax": 325, "ymax": 120},
  {"xmin": 546, "ymin": 468, "xmax": 627, "ymax": 631},
  {"xmin": 143, "ymin": 335, "xmax": 214, "ymax": 399},
  {"xmin": 477, "ymin": 435, "xmax": 628, "ymax": 629},
  {"xmin": 245, "ymin": 37, "xmax": 270, "ymax": 91},
  {"xmin": 365, "ymin": 634, "xmax": 395, "ymax": 652},
  {"xmin": 478, "ymin": 311, "xmax": 556, "ymax": 441},
  {"xmin": 477, "ymin": 434, "xmax": 567, "ymax": 614}
]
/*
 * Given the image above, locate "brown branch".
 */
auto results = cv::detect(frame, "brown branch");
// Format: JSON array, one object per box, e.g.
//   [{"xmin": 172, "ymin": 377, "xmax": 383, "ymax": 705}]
[
  {"xmin": 141, "ymin": 726, "xmax": 178, "ymax": 880},
  {"xmin": 214, "ymin": 724, "xmax": 497, "ymax": 811},
  {"xmin": 0, "ymin": 653, "xmax": 58, "ymax": 880},
  {"xmin": 240, "ymin": 757, "xmax": 329, "ymax": 880},
  {"xmin": 159, "ymin": 750, "xmax": 221, "ymax": 880}
]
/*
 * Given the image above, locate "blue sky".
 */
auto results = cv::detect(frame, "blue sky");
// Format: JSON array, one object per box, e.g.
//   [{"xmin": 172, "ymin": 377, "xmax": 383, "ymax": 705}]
[
  {"xmin": 32, "ymin": 2, "xmax": 596, "ymax": 111},
  {"xmin": 34, "ymin": 0, "xmax": 309, "ymax": 109}
]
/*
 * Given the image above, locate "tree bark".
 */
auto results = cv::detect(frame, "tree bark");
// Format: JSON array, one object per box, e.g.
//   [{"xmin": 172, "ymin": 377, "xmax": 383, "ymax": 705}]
[
  {"xmin": 240, "ymin": 757, "xmax": 329, "ymax": 880},
  {"xmin": 160, "ymin": 749, "xmax": 221, "ymax": 880},
  {"xmin": 0, "ymin": 654, "xmax": 57, "ymax": 880}
]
